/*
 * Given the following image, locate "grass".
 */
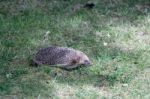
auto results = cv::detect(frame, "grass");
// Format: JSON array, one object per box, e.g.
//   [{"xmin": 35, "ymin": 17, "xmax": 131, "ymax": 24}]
[{"xmin": 0, "ymin": 0, "xmax": 150, "ymax": 98}]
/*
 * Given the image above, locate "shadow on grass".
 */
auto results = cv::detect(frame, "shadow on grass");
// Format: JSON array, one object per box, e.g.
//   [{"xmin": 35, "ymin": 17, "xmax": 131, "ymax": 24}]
[{"xmin": 0, "ymin": 66, "xmax": 56, "ymax": 98}]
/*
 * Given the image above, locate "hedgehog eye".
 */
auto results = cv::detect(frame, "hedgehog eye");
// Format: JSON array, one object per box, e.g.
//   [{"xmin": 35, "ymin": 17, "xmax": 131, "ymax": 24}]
[
  {"xmin": 84, "ymin": 60, "xmax": 89, "ymax": 63},
  {"xmin": 84, "ymin": 60, "xmax": 91, "ymax": 66}
]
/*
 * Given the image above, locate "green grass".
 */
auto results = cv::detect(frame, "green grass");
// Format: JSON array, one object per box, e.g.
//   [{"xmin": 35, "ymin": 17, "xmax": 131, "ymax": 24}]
[{"xmin": 0, "ymin": 0, "xmax": 150, "ymax": 98}]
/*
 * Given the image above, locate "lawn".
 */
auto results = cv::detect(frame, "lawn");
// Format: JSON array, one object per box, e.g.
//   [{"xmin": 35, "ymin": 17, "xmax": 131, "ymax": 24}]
[{"xmin": 0, "ymin": 0, "xmax": 150, "ymax": 98}]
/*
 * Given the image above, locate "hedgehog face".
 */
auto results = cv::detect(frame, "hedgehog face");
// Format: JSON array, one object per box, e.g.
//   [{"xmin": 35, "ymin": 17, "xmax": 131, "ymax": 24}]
[
  {"xmin": 78, "ymin": 52, "xmax": 92, "ymax": 66},
  {"xmin": 80, "ymin": 57, "xmax": 92, "ymax": 66}
]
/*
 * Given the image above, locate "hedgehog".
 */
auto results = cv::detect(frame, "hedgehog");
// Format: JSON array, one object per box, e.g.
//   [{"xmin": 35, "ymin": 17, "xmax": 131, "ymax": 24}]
[{"xmin": 32, "ymin": 46, "xmax": 92, "ymax": 70}]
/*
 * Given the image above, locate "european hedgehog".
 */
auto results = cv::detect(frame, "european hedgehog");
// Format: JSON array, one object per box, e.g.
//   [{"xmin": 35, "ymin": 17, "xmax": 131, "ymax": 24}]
[{"xmin": 32, "ymin": 46, "xmax": 92, "ymax": 70}]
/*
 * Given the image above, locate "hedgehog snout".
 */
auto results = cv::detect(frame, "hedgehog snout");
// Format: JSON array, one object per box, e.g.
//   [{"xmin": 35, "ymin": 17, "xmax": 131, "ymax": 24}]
[{"xmin": 84, "ymin": 60, "xmax": 92, "ymax": 66}]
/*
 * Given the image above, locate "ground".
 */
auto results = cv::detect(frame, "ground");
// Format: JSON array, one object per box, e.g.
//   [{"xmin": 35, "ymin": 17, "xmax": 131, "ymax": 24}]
[{"xmin": 0, "ymin": 0, "xmax": 150, "ymax": 98}]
